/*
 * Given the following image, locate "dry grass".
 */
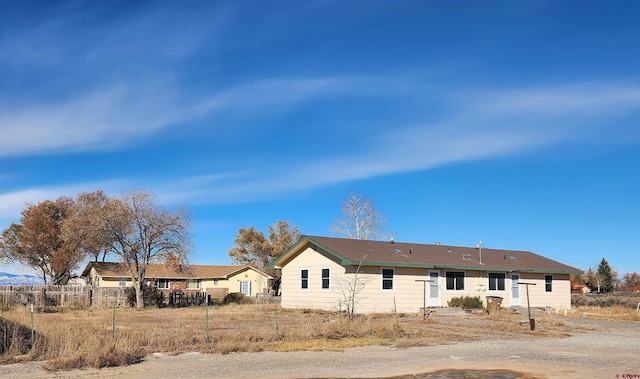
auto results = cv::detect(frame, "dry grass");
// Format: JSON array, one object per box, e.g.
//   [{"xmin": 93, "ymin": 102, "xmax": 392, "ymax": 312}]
[
  {"xmin": 0, "ymin": 303, "xmax": 632, "ymax": 371},
  {"xmin": 569, "ymin": 305, "xmax": 640, "ymax": 321}
]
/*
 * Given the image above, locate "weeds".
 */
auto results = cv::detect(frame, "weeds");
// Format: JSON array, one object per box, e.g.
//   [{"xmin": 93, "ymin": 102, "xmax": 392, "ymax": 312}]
[{"xmin": 0, "ymin": 302, "xmax": 635, "ymax": 371}]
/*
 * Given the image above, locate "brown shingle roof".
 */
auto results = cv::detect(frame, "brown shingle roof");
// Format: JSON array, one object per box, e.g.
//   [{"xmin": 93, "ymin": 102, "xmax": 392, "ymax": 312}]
[
  {"xmin": 82, "ymin": 262, "xmax": 271, "ymax": 279},
  {"xmin": 272, "ymin": 235, "xmax": 582, "ymax": 274}
]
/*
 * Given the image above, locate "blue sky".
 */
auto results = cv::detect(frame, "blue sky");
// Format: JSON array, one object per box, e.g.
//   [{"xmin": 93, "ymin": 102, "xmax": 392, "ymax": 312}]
[{"xmin": 1, "ymin": 1, "xmax": 639, "ymax": 276}]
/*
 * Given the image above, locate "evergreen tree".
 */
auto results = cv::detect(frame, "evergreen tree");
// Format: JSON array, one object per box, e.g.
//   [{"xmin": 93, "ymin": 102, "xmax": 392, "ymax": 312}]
[{"xmin": 596, "ymin": 258, "xmax": 615, "ymax": 293}]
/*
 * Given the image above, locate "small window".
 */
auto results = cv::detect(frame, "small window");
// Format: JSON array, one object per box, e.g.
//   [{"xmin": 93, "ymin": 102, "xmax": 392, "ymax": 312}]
[
  {"xmin": 213, "ymin": 279, "xmax": 219, "ymax": 286},
  {"xmin": 321, "ymin": 268, "xmax": 330, "ymax": 289},
  {"xmin": 186, "ymin": 279, "xmax": 199, "ymax": 289},
  {"xmin": 488, "ymin": 273, "xmax": 506, "ymax": 291},
  {"xmin": 301, "ymin": 269, "xmax": 308, "ymax": 289},
  {"xmin": 382, "ymin": 268, "xmax": 394, "ymax": 290},
  {"xmin": 157, "ymin": 279, "xmax": 169, "ymax": 289},
  {"xmin": 545, "ymin": 275, "xmax": 553, "ymax": 292},
  {"xmin": 446, "ymin": 272, "xmax": 465, "ymax": 290},
  {"xmin": 118, "ymin": 278, "xmax": 126, "ymax": 288}
]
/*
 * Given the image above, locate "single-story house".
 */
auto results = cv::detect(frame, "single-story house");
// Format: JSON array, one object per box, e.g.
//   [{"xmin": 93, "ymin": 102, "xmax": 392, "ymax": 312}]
[
  {"xmin": 81, "ymin": 262, "xmax": 272, "ymax": 298},
  {"xmin": 270, "ymin": 235, "xmax": 582, "ymax": 314}
]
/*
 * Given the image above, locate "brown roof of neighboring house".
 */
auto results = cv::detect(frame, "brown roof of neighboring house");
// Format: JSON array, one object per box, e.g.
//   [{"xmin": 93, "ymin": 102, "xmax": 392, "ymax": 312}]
[
  {"xmin": 81, "ymin": 261, "xmax": 272, "ymax": 279},
  {"xmin": 271, "ymin": 235, "xmax": 582, "ymax": 274}
]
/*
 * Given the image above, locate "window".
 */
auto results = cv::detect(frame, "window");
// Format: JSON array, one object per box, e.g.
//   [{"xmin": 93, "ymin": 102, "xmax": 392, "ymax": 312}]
[
  {"xmin": 382, "ymin": 268, "xmax": 394, "ymax": 290},
  {"xmin": 488, "ymin": 273, "xmax": 506, "ymax": 291},
  {"xmin": 545, "ymin": 275, "xmax": 553, "ymax": 292},
  {"xmin": 321, "ymin": 268, "xmax": 330, "ymax": 289},
  {"xmin": 186, "ymin": 279, "xmax": 199, "ymax": 289},
  {"xmin": 118, "ymin": 278, "xmax": 126, "ymax": 288},
  {"xmin": 446, "ymin": 272, "xmax": 465, "ymax": 290},
  {"xmin": 213, "ymin": 279, "xmax": 219, "ymax": 286},
  {"xmin": 301, "ymin": 269, "xmax": 308, "ymax": 289},
  {"xmin": 157, "ymin": 279, "xmax": 169, "ymax": 289},
  {"xmin": 240, "ymin": 281, "xmax": 252, "ymax": 296}
]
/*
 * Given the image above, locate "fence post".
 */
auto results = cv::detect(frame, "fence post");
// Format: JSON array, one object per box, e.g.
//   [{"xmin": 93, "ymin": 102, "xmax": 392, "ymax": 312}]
[{"xmin": 30, "ymin": 304, "xmax": 35, "ymax": 348}]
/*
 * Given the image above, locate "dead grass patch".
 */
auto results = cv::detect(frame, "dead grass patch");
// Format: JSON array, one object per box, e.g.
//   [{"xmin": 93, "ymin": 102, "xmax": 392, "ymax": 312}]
[{"xmin": 0, "ymin": 304, "xmax": 605, "ymax": 371}]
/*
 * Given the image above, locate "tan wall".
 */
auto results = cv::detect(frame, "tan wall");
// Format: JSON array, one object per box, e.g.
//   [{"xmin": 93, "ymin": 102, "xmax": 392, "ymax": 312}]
[
  {"xmin": 281, "ymin": 247, "xmax": 573, "ymax": 313},
  {"xmin": 226, "ymin": 269, "xmax": 270, "ymax": 296}
]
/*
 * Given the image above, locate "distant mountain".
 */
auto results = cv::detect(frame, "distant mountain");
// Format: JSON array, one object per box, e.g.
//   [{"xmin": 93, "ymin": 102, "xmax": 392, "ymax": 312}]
[{"xmin": 0, "ymin": 272, "xmax": 43, "ymax": 285}]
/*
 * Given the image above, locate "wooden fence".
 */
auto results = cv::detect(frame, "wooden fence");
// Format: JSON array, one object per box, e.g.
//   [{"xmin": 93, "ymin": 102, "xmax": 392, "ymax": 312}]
[{"xmin": 0, "ymin": 285, "xmax": 128, "ymax": 308}]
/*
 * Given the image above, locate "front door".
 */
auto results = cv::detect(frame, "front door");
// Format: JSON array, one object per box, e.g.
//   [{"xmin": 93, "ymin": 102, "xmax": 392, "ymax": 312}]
[
  {"xmin": 428, "ymin": 271, "xmax": 440, "ymax": 306},
  {"xmin": 511, "ymin": 274, "xmax": 520, "ymax": 306}
]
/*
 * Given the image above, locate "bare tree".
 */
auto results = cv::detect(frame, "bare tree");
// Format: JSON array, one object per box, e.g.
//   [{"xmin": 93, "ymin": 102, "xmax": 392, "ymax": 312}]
[
  {"xmin": 103, "ymin": 190, "xmax": 192, "ymax": 308},
  {"xmin": 332, "ymin": 257, "xmax": 370, "ymax": 319},
  {"xmin": 331, "ymin": 192, "xmax": 388, "ymax": 240}
]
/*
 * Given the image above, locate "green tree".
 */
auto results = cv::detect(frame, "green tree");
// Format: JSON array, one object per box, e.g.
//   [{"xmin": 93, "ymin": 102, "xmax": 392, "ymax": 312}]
[{"xmin": 596, "ymin": 258, "xmax": 615, "ymax": 293}]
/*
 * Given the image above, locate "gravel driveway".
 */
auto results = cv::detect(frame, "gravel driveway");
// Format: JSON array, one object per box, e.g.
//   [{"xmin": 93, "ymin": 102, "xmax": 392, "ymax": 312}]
[{"xmin": 2, "ymin": 316, "xmax": 639, "ymax": 379}]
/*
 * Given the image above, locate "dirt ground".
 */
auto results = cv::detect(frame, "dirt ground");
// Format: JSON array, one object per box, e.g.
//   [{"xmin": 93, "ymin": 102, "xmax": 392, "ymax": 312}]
[{"xmin": 1, "ymin": 315, "xmax": 639, "ymax": 379}]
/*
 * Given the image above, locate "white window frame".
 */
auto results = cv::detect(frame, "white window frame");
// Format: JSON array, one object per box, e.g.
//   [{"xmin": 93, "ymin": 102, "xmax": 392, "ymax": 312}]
[
  {"xmin": 321, "ymin": 268, "xmax": 330, "ymax": 289},
  {"xmin": 157, "ymin": 279, "xmax": 169, "ymax": 289},
  {"xmin": 301, "ymin": 269, "xmax": 309, "ymax": 289},
  {"xmin": 445, "ymin": 271, "xmax": 465, "ymax": 291},
  {"xmin": 488, "ymin": 273, "xmax": 506, "ymax": 291},
  {"xmin": 381, "ymin": 268, "xmax": 394, "ymax": 290},
  {"xmin": 118, "ymin": 278, "xmax": 127, "ymax": 288},
  {"xmin": 544, "ymin": 275, "xmax": 553, "ymax": 293},
  {"xmin": 240, "ymin": 280, "xmax": 252, "ymax": 296}
]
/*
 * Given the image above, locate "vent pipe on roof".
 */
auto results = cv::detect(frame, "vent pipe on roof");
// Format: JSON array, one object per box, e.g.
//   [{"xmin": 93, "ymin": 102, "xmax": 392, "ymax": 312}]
[
  {"xmin": 390, "ymin": 237, "xmax": 395, "ymax": 244},
  {"xmin": 476, "ymin": 241, "xmax": 484, "ymax": 265}
]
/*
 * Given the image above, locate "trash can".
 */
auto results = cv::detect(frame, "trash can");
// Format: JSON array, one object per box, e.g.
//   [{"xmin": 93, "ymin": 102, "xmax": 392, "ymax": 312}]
[{"xmin": 486, "ymin": 296, "xmax": 503, "ymax": 316}]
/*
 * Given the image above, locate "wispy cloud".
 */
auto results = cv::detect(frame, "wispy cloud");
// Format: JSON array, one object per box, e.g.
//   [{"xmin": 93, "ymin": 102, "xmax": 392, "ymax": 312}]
[{"xmin": 2, "ymin": 79, "xmax": 639, "ymax": 211}]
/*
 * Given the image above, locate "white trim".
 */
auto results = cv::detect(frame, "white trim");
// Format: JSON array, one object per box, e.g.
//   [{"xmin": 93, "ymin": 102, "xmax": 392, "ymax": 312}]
[
  {"xmin": 487, "ymin": 272, "xmax": 506, "ymax": 291},
  {"xmin": 321, "ymin": 267, "xmax": 331, "ymax": 290},
  {"xmin": 381, "ymin": 267, "xmax": 394, "ymax": 291},
  {"xmin": 445, "ymin": 271, "xmax": 465, "ymax": 291},
  {"xmin": 300, "ymin": 268, "xmax": 309, "ymax": 289},
  {"xmin": 544, "ymin": 274, "xmax": 553, "ymax": 293}
]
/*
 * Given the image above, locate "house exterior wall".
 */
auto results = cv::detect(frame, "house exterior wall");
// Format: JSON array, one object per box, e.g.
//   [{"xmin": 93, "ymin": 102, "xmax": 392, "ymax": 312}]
[
  {"xmin": 280, "ymin": 247, "xmax": 573, "ymax": 314},
  {"xmin": 226, "ymin": 269, "xmax": 270, "ymax": 296}
]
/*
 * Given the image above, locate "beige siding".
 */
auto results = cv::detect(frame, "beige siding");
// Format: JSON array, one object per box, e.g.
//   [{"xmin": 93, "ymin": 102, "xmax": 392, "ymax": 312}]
[
  {"xmin": 281, "ymin": 247, "xmax": 572, "ymax": 314},
  {"xmin": 514, "ymin": 273, "xmax": 571, "ymax": 310},
  {"xmin": 281, "ymin": 246, "xmax": 346, "ymax": 310},
  {"xmin": 226, "ymin": 269, "xmax": 270, "ymax": 296}
]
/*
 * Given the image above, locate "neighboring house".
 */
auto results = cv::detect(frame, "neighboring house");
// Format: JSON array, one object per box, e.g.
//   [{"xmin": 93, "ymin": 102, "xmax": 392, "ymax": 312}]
[
  {"xmin": 571, "ymin": 283, "xmax": 591, "ymax": 294},
  {"xmin": 271, "ymin": 235, "xmax": 582, "ymax": 314},
  {"xmin": 81, "ymin": 262, "xmax": 272, "ymax": 298}
]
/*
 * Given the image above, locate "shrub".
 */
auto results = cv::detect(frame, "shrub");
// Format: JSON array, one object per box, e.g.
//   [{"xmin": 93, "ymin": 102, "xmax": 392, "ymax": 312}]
[
  {"xmin": 447, "ymin": 296, "xmax": 484, "ymax": 309},
  {"xmin": 223, "ymin": 292, "xmax": 253, "ymax": 305},
  {"xmin": 124, "ymin": 284, "xmax": 163, "ymax": 308}
]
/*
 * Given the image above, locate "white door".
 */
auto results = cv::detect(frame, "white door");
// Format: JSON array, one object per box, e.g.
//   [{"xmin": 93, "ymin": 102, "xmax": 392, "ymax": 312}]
[
  {"xmin": 511, "ymin": 274, "xmax": 520, "ymax": 306},
  {"xmin": 240, "ymin": 281, "xmax": 252, "ymax": 296},
  {"xmin": 428, "ymin": 271, "xmax": 440, "ymax": 306}
]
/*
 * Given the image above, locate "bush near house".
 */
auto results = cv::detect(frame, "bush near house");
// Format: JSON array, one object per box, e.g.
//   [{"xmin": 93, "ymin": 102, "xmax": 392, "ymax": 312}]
[
  {"xmin": 124, "ymin": 284, "xmax": 163, "ymax": 308},
  {"xmin": 447, "ymin": 296, "xmax": 484, "ymax": 309},
  {"xmin": 223, "ymin": 292, "xmax": 253, "ymax": 305}
]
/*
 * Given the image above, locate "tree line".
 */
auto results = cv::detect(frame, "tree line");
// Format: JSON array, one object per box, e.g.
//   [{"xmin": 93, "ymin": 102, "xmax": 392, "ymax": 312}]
[
  {"xmin": 571, "ymin": 257, "xmax": 640, "ymax": 293},
  {"xmin": 0, "ymin": 190, "xmax": 191, "ymax": 308},
  {"xmin": 0, "ymin": 190, "xmax": 385, "ymax": 308}
]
